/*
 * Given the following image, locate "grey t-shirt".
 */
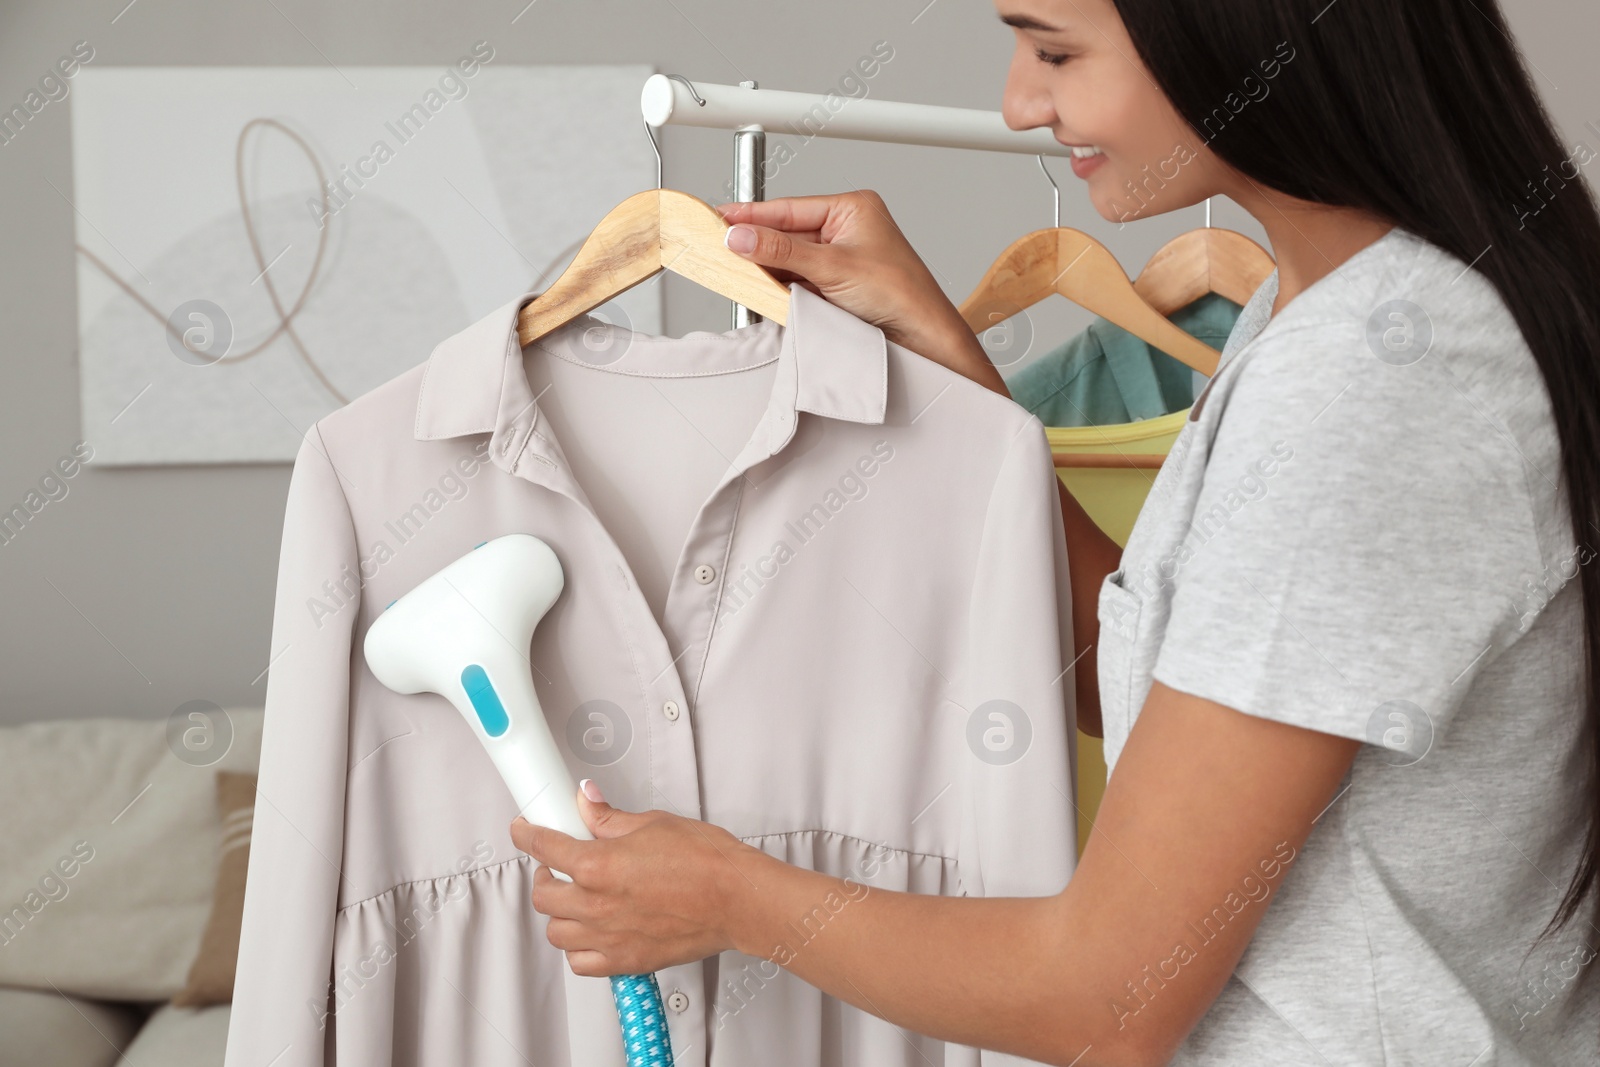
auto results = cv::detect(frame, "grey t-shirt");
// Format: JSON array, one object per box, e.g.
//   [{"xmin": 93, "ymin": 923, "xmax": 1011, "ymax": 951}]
[{"xmin": 1098, "ymin": 227, "xmax": 1597, "ymax": 1064}]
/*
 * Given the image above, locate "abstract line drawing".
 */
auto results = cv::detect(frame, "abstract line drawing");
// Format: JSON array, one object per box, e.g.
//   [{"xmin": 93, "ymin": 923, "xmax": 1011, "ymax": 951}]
[{"xmin": 70, "ymin": 65, "xmax": 660, "ymax": 464}]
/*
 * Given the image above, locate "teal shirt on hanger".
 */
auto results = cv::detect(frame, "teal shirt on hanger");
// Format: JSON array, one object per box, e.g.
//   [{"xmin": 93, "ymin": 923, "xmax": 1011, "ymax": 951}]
[{"xmin": 1004, "ymin": 292, "xmax": 1242, "ymax": 427}]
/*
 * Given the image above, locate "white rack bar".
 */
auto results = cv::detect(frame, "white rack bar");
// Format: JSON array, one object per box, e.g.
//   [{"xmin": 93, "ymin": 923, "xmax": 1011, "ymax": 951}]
[{"xmin": 640, "ymin": 74, "xmax": 1075, "ymax": 157}]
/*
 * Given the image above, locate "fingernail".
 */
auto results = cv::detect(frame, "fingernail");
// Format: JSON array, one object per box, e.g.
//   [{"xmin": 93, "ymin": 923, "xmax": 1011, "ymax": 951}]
[
  {"xmin": 725, "ymin": 225, "xmax": 756, "ymax": 254},
  {"xmin": 579, "ymin": 778, "xmax": 604, "ymax": 803}
]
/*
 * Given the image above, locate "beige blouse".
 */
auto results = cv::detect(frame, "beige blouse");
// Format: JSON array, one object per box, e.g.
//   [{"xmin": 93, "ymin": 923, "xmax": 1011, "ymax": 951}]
[{"xmin": 226, "ymin": 282, "xmax": 1078, "ymax": 1067}]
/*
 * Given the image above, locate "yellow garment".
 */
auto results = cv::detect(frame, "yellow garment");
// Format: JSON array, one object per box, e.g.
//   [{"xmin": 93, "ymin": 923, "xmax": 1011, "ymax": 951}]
[{"xmin": 1050, "ymin": 409, "xmax": 1188, "ymax": 853}]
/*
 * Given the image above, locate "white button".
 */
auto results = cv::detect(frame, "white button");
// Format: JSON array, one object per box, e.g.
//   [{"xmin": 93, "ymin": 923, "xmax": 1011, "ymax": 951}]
[
  {"xmin": 662, "ymin": 700, "xmax": 681, "ymax": 722},
  {"xmin": 666, "ymin": 990, "xmax": 690, "ymax": 1013},
  {"xmin": 693, "ymin": 564, "xmax": 716, "ymax": 584}
]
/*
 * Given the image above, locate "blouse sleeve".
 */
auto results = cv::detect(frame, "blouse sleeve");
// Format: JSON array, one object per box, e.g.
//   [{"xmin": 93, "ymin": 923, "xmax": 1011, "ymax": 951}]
[
  {"xmin": 226, "ymin": 425, "xmax": 357, "ymax": 1067},
  {"xmin": 958, "ymin": 414, "xmax": 1079, "ymax": 890},
  {"xmin": 1150, "ymin": 327, "xmax": 1547, "ymax": 756},
  {"xmin": 958, "ymin": 414, "xmax": 1079, "ymax": 1067}
]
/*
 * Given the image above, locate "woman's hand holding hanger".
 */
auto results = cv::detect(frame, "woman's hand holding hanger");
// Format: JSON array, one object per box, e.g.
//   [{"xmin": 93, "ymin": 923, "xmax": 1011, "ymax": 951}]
[{"xmin": 717, "ymin": 192, "xmax": 1010, "ymax": 397}]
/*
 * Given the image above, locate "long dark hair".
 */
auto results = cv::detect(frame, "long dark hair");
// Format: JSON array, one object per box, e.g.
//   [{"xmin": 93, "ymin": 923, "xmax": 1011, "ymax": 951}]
[{"xmin": 1112, "ymin": 0, "xmax": 1600, "ymax": 935}]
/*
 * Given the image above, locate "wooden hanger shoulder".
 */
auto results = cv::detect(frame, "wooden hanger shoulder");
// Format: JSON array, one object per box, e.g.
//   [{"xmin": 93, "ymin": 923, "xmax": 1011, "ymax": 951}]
[
  {"xmin": 1135, "ymin": 228, "xmax": 1274, "ymax": 315},
  {"xmin": 656, "ymin": 190, "xmax": 791, "ymax": 325},
  {"xmin": 960, "ymin": 228, "xmax": 1220, "ymax": 376},
  {"xmin": 1198, "ymin": 228, "xmax": 1276, "ymax": 306},
  {"xmin": 957, "ymin": 228, "xmax": 1058, "ymax": 330},
  {"xmin": 517, "ymin": 190, "xmax": 661, "ymax": 346},
  {"xmin": 517, "ymin": 189, "xmax": 790, "ymax": 348}
]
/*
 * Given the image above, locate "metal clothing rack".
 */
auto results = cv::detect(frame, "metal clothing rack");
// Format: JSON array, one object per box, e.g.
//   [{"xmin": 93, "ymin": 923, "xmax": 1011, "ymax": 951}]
[{"xmin": 640, "ymin": 74, "xmax": 1077, "ymax": 327}]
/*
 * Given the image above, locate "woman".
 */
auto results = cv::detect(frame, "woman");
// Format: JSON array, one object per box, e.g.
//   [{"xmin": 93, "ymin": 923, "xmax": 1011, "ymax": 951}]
[{"xmin": 513, "ymin": 0, "xmax": 1600, "ymax": 1062}]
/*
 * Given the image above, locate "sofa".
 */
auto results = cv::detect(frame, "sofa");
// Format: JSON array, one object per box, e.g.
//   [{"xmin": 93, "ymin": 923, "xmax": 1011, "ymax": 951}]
[{"xmin": 0, "ymin": 707, "xmax": 262, "ymax": 1066}]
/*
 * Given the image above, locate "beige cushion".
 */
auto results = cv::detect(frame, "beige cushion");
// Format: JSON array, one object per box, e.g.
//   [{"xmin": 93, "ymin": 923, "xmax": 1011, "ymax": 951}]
[
  {"xmin": 172, "ymin": 771, "xmax": 255, "ymax": 1007},
  {"xmin": 0, "ymin": 985, "xmax": 145, "ymax": 1067},
  {"xmin": 0, "ymin": 709, "xmax": 262, "ymax": 999},
  {"xmin": 124, "ymin": 1002, "xmax": 232, "ymax": 1065}
]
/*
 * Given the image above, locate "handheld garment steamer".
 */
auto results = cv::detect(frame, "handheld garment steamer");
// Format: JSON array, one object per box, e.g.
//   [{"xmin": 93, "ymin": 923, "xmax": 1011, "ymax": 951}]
[{"xmin": 362, "ymin": 534, "xmax": 674, "ymax": 1067}]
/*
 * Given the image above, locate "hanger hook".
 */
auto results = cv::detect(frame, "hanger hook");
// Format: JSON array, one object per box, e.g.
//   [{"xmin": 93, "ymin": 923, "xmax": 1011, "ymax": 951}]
[
  {"xmin": 643, "ymin": 118, "xmax": 663, "ymax": 190},
  {"xmin": 1204, "ymin": 196, "xmax": 1212, "ymax": 228},
  {"xmin": 665, "ymin": 74, "xmax": 706, "ymax": 107},
  {"xmin": 1036, "ymin": 154, "xmax": 1061, "ymax": 229},
  {"xmin": 644, "ymin": 77, "xmax": 705, "ymax": 190}
]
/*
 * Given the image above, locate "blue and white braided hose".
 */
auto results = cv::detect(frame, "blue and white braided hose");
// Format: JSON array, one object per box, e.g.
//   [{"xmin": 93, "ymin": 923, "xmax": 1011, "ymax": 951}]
[{"xmin": 609, "ymin": 972, "xmax": 674, "ymax": 1066}]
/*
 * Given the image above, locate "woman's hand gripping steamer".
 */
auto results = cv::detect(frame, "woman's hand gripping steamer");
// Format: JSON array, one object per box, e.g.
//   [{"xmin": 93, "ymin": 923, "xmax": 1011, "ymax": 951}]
[{"xmin": 362, "ymin": 534, "xmax": 675, "ymax": 1067}]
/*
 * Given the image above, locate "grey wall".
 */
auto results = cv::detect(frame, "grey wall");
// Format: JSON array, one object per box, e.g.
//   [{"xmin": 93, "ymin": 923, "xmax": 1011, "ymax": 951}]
[{"xmin": 0, "ymin": 0, "xmax": 1594, "ymax": 726}]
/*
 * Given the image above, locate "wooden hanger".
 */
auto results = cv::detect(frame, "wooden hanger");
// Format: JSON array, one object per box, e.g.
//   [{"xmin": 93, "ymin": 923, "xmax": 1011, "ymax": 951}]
[
  {"xmin": 517, "ymin": 187, "xmax": 791, "ymax": 347},
  {"xmin": 959, "ymin": 226, "xmax": 1220, "ymax": 376},
  {"xmin": 1134, "ymin": 208, "xmax": 1274, "ymax": 315},
  {"xmin": 959, "ymin": 160, "xmax": 1220, "ymax": 376},
  {"xmin": 1044, "ymin": 224, "xmax": 1270, "ymax": 468}
]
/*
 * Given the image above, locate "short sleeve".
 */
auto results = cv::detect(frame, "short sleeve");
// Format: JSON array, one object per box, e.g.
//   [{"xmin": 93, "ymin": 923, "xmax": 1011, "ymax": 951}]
[{"xmin": 1150, "ymin": 328, "xmax": 1546, "ymax": 752}]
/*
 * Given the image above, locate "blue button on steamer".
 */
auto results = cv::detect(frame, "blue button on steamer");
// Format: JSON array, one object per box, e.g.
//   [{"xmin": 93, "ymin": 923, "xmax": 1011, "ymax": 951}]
[{"xmin": 460, "ymin": 664, "xmax": 510, "ymax": 736}]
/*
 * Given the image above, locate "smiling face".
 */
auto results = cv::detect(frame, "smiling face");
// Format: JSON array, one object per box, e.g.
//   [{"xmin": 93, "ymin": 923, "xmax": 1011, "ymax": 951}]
[{"xmin": 997, "ymin": 0, "xmax": 1225, "ymax": 223}]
